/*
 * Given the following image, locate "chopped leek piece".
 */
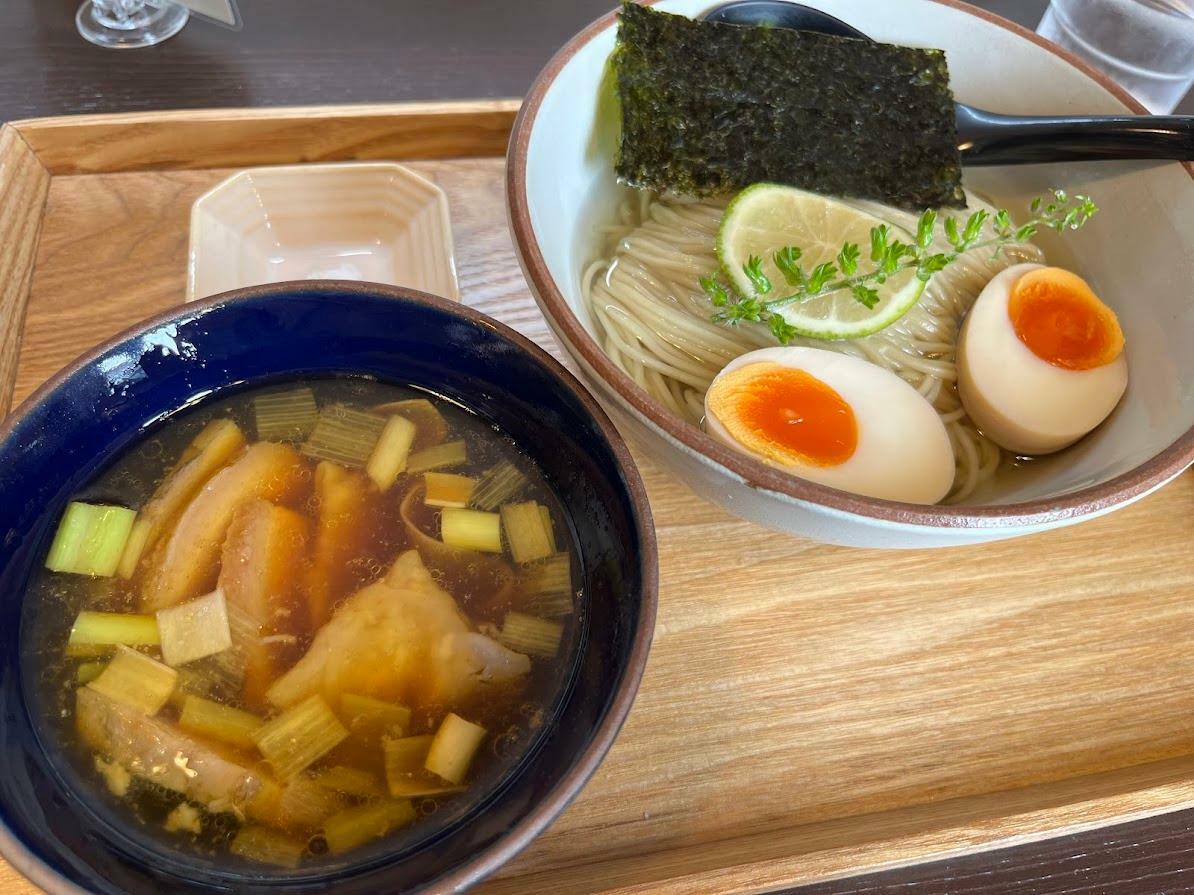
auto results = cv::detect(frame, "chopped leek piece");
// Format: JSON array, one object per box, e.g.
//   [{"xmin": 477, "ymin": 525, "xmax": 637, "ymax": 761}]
[
  {"xmin": 470, "ymin": 461, "xmax": 528, "ymax": 511},
  {"xmin": 371, "ymin": 398, "xmax": 448, "ymax": 450},
  {"xmin": 365, "ymin": 415, "xmax": 418, "ymax": 491},
  {"xmin": 386, "ymin": 776, "xmax": 466, "ymax": 799},
  {"xmin": 406, "ymin": 440, "xmax": 467, "ymax": 474},
  {"xmin": 68, "ymin": 611, "xmax": 160, "ymax": 648},
  {"xmin": 423, "ymin": 472, "xmax": 476, "ymax": 509},
  {"xmin": 340, "ymin": 693, "xmax": 411, "ymax": 738},
  {"xmin": 522, "ymin": 553, "xmax": 572, "ymax": 597},
  {"xmin": 524, "ymin": 591, "xmax": 574, "ymax": 619},
  {"xmin": 87, "ymin": 645, "xmax": 178, "ymax": 715},
  {"xmin": 309, "ymin": 765, "xmax": 385, "ymax": 799},
  {"xmin": 64, "ymin": 642, "xmax": 114, "ymax": 659},
  {"xmin": 500, "ymin": 501, "xmax": 554, "ymax": 564},
  {"xmin": 253, "ymin": 388, "xmax": 318, "ymax": 442},
  {"xmin": 252, "ymin": 694, "xmax": 348, "ymax": 779},
  {"xmin": 75, "ymin": 660, "xmax": 108, "ymax": 684},
  {"xmin": 424, "ymin": 713, "xmax": 486, "ymax": 785},
  {"xmin": 230, "ymin": 825, "xmax": 306, "ymax": 868},
  {"xmin": 45, "ymin": 502, "xmax": 137, "ymax": 577},
  {"xmin": 156, "ymin": 589, "xmax": 233, "ymax": 667},
  {"xmin": 539, "ymin": 505, "xmax": 557, "ymax": 553},
  {"xmin": 440, "ymin": 508, "xmax": 503, "ymax": 554},
  {"xmin": 321, "ymin": 799, "xmax": 416, "ymax": 855},
  {"xmin": 383, "ymin": 735, "xmax": 434, "ymax": 778},
  {"xmin": 117, "ymin": 518, "xmax": 151, "ymax": 579},
  {"xmin": 300, "ymin": 404, "xmax": 386, "ymax": 468},
  {"xmin": 499, "ymin": 612, "xmax": 564, "ymax": 659},
  {"xmin": 178, "ymin": 694, "xmax": 264, "ymax": 749}
]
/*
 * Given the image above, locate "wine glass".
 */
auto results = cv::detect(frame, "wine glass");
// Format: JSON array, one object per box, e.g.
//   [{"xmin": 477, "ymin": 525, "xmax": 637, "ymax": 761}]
[{"xmin": 76, "ymin": 0, "xmax": 189, "ymax": 49}]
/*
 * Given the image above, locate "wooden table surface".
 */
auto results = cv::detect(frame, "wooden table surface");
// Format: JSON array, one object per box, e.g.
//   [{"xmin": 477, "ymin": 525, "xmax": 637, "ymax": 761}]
[{"xmin": 1, "ymin": 2, "xmax": 1191, "ymax": 894}]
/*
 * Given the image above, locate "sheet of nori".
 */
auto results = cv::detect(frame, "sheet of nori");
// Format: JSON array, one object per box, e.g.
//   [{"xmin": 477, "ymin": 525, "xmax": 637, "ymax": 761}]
[{"xmin": 613, "ymin": 2, "xmax": 965, "ymax": 210}]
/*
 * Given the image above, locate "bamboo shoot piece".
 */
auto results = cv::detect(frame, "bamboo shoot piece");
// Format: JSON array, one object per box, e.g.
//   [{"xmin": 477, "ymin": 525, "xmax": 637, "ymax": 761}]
[
  {"xmin": 500, "ymin": 501, "xmax": 554, "ymax": 564},
  {"xmin": 371, "ymin": 398, "xmax": 447, "ymax": 451},
  {"xmin": 252, "ymin": 695, "xmax": 348, "ymax": 779},
  {"xmin": 406, "ymin": 440, "xmax": 467, "ymax": 474},
  {"xmin": 156, "ymin": 589, "xmax": 232, "ymax": 667},
  {"xmin": 308, "ymin": 765, "xmax": 385, "ymax": 799},
  {"xmin": 230, "ymin": 826, "xmax": 305, "ymax": 868},
  {"xmin": 45, "ymin": 503, "xmax": 138, "ymax": 577},
  {"xmin": 301, "ymin": 404, "xmax": 386, "ymax": 468},
  {"xmin": 178, "ymin": 695, "xmax": 264, "ymax": 749},
  {"xmin": 306, "ymin": 462, "xmax": 381, "ymax": 628},
  {"xmin": 219, "ymin": 499, "xmax": 311, "ymax": 710},
  {"xmin": 470, "ymin": 461, "xmax": 528, "ymax": 511},
  {"xmin": 499, "ymin": 612, "xmax": 564, "ymax": 659},
  {"xmin": 440, "ymin": 508, "xmax": 502, "ymax": 554},
  {"xmin": 68, "ymin": 611, "xmax": 160, "ymax": 648},
  {"xmin": 365, "ymin": 415, "xmax": 417, "ymax": 491},
  {"xmin": 423, "ymin": 473, "xmax": 476, "ymax": 509},
  {"xmin": 87, "ymin": 646, "xmax": 179, "ymax": 715},
  {"xmin": 253, "ymin": 388, "xmax": 318, "ymax": 442},
  {"xmin": 140, "ymin": 442, "xmax": 311, "ymax": 611},
  {"xmin": 424, "ymin": 714, "xmax": 486, "ymax": 785},
  {"xmin": 321, "ymin": 799, "xmax": 416, "ymax": 855}
]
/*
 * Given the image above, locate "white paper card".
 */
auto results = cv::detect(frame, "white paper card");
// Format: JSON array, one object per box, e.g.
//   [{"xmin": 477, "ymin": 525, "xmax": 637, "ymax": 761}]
[{"xmin": 169, "ymin": 0, "xmax": 241, "ymax": 28}]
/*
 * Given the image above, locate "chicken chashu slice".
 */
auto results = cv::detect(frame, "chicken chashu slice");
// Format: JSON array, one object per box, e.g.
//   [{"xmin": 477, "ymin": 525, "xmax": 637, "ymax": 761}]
[
  {"xmin": 76, "ymin": 687, "xmax": 342, "ymax": 834},
  {"xmin": 267, "ymin": 551, "xmax": 531, "ymax": 712}
]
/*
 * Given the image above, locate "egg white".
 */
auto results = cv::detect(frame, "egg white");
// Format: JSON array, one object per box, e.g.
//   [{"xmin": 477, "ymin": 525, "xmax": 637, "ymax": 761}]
[
  {"xmin": 957, "ymin": 263, "xmax": 1128, "ymax": 455},
  {"xmin": 704, "ymin": 347, "xmax": 955, "ymax": 504}
]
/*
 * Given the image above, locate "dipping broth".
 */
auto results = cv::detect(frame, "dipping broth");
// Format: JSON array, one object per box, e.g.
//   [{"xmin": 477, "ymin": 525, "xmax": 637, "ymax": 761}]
[{"xmin": 24, "ymin": 378, "xmax": 581, "ymax": 869}]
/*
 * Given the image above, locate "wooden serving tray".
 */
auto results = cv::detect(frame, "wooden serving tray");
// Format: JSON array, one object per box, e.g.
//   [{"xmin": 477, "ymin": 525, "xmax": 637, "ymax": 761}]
[{"xmin": 1, "ymin": 101, "xmax": 1192, "ymax": 895}]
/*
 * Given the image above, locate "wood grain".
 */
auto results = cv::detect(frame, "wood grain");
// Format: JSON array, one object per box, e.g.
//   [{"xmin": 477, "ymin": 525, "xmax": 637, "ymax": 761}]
[
  {"xmin": 0, "ymin": 127, "xmax": 50, "ymax": 417},
  {"xmin": 0, "ymin": 107, "xmax": 1192, "ymax": 895}
]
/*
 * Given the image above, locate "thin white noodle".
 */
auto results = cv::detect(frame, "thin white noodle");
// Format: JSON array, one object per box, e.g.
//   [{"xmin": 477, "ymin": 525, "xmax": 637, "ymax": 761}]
[{"xmin": 582, "ymin": 191, "xmax": 1045, "ymax": 502}]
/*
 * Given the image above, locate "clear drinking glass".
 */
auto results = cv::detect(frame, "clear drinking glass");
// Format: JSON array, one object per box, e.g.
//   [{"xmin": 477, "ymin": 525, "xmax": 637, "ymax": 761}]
[
  {"xmin": 76, "ymin": 0, "xmax": 189, "ymax": 49},
  {"xmin": 1037, "ymin": 0, "xmax": 1194, "ymax": 113}
]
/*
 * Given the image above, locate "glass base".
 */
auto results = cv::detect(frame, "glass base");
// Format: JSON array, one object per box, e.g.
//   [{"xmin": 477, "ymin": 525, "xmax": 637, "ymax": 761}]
[{"xmin": 76, "ymin": 1, "xmax": 189, "ymax": 49}]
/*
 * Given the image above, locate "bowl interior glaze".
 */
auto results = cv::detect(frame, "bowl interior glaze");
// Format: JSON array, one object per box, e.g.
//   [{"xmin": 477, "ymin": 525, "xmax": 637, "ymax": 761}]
[{"xmin": 0, "ymin": 284, "xmax": 654, "ymax": 895}]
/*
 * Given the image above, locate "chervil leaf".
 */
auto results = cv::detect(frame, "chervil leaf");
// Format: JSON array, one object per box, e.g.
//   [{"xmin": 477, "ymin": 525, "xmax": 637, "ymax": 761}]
[
  {"xmin": 962, "ymin": 209, "xmax": 990, "ymax": 247},
  {"xmin": 1015, "ymin": 223, "xmax": 1038, "ymax": 241},
  {"xmin": 807, "ymin": 262, "xmax": 838, "ymax": 293},
  {"xmin": 773, "ymin": 246, "xmax": 805, "ymax": 287},
  {"xmin": 837, "ymin": 242, "xmax": 860, "ymax": 276},
  {"xmin": 916, "ymin": 209, "xmax": 937, "ymax": 249},
  {"xmin": 916, "ymin": 253, "xmax": 950, "ymax": 282},
  {"xmin": 870, "ymin": 224, "xmax": 890, "ymax": 262},
  {"xmin": 852, "ymin": 284, "xmax": 880, "ymax": 309},
  {"xmin": 768, "ymin": 314, "xmax": 798, "ymax": 345},
  {"xmin": 743, "ymin": 255, "xmax": 772, "ymax": 295},
  {"xmin": 943, "ymin": 216, "xmax": 962, "ymax": 250},
  {"xmin": 993, "ymin": 209, "xmax": 1011, "ymax": 235},
  {"xmin": 699, "ymin": 273, "xmax": 730, "ymax": 307}
]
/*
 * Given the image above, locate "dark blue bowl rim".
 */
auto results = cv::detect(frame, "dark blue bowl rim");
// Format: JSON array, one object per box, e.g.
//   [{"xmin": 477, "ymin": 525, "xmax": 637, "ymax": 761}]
[{"xmin": 0, "ymin": 279, "xmax": 659, "ymax": 895}]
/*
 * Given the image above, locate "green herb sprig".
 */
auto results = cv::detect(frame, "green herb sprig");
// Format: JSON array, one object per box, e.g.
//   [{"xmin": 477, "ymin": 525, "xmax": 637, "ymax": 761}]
[{"xmin": 700, "ymin": 190, "xmax": 1098, "ymax": 345}]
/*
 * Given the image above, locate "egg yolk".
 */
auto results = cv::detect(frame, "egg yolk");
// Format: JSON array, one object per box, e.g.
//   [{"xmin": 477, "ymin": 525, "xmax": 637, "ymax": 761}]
[
  {"xmin": 1007, "ymin": 267, "xmax": 1124, "ymax": 371},
  {"xmin": 707, "ymin": 362, "xmax": 858, "ymax": 467}
]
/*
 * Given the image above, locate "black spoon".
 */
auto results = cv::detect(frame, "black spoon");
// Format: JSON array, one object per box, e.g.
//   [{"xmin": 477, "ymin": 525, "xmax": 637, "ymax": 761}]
[{"xmin": 702, "ymin": 0, "xmax": 1194, "ymax": 165}]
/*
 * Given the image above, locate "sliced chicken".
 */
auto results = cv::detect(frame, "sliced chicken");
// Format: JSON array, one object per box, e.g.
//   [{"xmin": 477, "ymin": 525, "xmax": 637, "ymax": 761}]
[
  {"xmin": 141, "ymin": 443, "xmax": 311, "ymax": 612},
  {"xmin": 268, "ymin": 551, "xmax": 530, "ymax": 712},
  {"xmin": 219, "ymin": 499, "xmax": 311, "ymax": 711}
]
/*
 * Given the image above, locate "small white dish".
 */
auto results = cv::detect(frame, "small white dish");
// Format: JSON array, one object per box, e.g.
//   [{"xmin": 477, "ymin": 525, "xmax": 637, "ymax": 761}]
[{"xmin": 187, "ymin": 162, "xmax": 458, "ymax": 301}]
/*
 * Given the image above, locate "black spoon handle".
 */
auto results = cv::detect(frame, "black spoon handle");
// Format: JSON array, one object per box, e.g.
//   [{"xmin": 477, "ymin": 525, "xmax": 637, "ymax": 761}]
[{"xmin": 957, "ymin": 105, "xmax": 1194, "ymax": 165}]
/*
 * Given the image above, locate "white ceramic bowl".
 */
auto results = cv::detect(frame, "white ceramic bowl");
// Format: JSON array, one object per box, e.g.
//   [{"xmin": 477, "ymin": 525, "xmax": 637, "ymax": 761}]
[
  {"xmin": 189, "ymin": 162, "xmax": 458, "ymax": 301},
  {"xmin": 507, "ymin": 0, "xmax": 1194, "ymax": 548}
]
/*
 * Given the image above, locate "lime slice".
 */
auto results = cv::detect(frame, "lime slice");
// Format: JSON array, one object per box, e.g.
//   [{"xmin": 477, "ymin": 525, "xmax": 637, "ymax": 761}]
[{"xmin": 717, "ymin": 183, "xmax": 925, "ymax": 340}]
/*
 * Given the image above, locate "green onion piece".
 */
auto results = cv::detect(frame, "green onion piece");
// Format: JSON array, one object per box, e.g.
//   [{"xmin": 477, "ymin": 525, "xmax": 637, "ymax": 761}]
[
  {"xmin": 156, "ymin": 589, "xmax": 233, "ymax": 667},
  {"xmin": 424, "ymin": 713, "xmax": 486, "ymax": 785},
  {"xmin": 253, "ymin": 388, "xmax": 318, "ymax": 442},
  {"xmin": 178, "ymin": 694, "xmax": 264, "ymax": 749},
  {"xmin": 340, "ymin": 693, "xmax": 411, "ymax": 739},
  {"xmin": 252, "ymin": 694, "xmax": 348, "ymax": 779},
  {"xmin": 230, "ymin": 825, "xmax": 306, "ymax": 868},
  {"xmin": 440, "ymin": 508, "xmax": 503, "ymax": 553},
  {"xmin": 300, "ymin": 404, "xmax": 386, "ymax": 468},
  {"xmin": 470, "ymin": 461, "xmax": 528, "ymax": 511},
  {"xmin": 46, "ymin": 502, "xmax": 137, "ymax": 577},
  {"xmin": 423, "ymin": 472, "xmax": 476, "ymax": 509},
  {"xmin": 365, "ymin": 415, "xmax": 418, "ymax": 491},
  {"xmin": 406, "ymin": 440, "xmax": 467, "ymax": 474},
  {"xmin": 499, "ymin": 612, "xmax": 563, "ymax": 659},
  {"xmin": 68, "ymin": 611, "xmax": 160, "ymax": 648},
  {"xmin": 321, "ymin": 799, "xmax": 416, "ymax": 855},
  {"xmin": 308, "ymin": 765, "xmax": 385, "ymax": 799},
  {"xmin": 383, "ymin": 735, "xmax": 434, "ymax": 778},
  {"xmin": 75, "ymin": 660, "xmax": 108, "ymax": 684},
  {"xmin": 500, "ymin": 501, "xmax": 554, "ymax": 564},
  {"xmin": 87, "ymin": 645, "xmax": 178, "ymax": 715}
]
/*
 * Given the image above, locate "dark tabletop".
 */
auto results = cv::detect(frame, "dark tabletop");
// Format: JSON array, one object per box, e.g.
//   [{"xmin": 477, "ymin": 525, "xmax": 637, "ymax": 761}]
[{"xmin": 2, "ymin": 2, "xmax": 1193, "ymax": 894}]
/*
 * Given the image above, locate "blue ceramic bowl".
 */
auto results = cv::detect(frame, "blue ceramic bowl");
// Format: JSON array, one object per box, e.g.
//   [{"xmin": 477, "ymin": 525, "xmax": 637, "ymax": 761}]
[{"xmin": 0, "ymin": 282, "xmax": 656, "ymax": 895}]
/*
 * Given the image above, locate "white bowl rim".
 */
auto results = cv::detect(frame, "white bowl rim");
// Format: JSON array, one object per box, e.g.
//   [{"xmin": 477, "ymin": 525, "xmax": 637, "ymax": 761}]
[{"xmin": 506, "ymin": 0, "xmax": 1194, "ymax": 530}]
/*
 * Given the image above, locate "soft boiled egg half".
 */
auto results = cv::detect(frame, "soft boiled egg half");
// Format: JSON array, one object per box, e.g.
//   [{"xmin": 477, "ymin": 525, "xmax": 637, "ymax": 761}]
[
  {"xmin": 704, "ymin": 347, "xmax": 955, "ymax": 504},
  {"xmin": 958, "ymin": 263, "xmax": 1127, "ymax": 455}
]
